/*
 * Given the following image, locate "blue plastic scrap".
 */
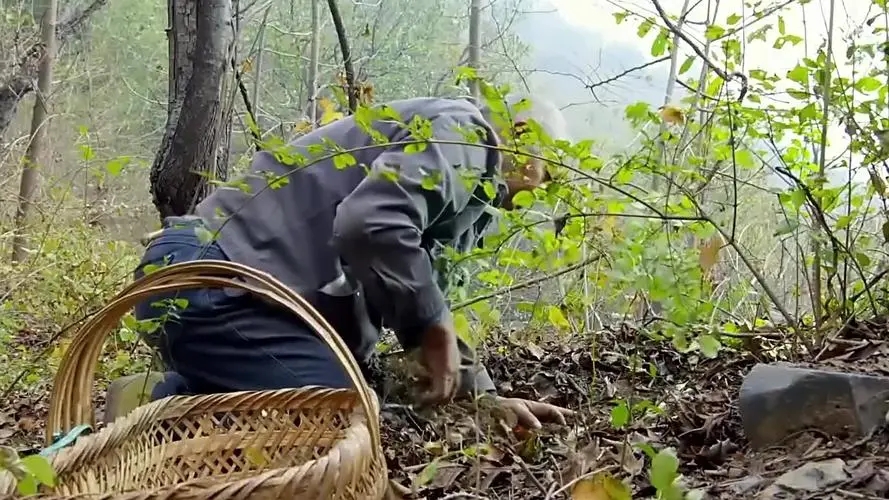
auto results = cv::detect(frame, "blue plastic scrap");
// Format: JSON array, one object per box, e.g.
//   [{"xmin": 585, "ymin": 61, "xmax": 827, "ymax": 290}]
[{"xmin": 39, "ymin": 425, "xmax": 93, "ymax": 458}]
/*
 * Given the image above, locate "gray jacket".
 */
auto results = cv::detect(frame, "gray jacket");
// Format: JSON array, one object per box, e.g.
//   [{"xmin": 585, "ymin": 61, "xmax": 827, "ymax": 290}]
[{"xmin": 196, "ymin": 97, "xmax": 505, "ymax": 394}]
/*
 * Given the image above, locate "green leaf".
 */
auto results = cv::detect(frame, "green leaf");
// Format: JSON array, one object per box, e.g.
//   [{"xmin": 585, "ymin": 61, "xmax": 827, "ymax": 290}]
[
  {"xmin": 625, "ymin": 101, "xmax": 652, "ymax": 124},
  {"xmin": 511, "ymin": 190, "xmax": 535, "ymax": 208},
  {"xmin": 637, "ymin": 19, "xmax": 653, "ymax": 38},
  {"xmin": 20, "ymin": 455, "xmax": 55, "ymax": 487},
  {"xmin": 453, "ymin": 312, "xmax": 474, "ymax": 346},
  {"xmin": 610, "ymin": 400, "xmax": 630, "ymax": 429},
  {"xmin": 414, "ymin": 459, "xmax": 439, "ymax": 488},
  {"xmin": 614, "ymin": 11, "xmax": 628, "ymax": 23},
  {"xmin": 881, "ymin": 221, "xmax": 889, "ymax": 244},
  {"xmin": 856, "ymin": 252, "xmax": 872, "ymax": 268},
  {"xmin": 855, "ymin": 76, "xmax": 883, "ymax": 93},
  {"xmin": 773, "ymin": 220, "xmax": 800, "ymax": 237},
  {"xmin": 734, "ymin": 149, "xmax": 755, "ymax": 168},
  {"xmin": 678, "ymin": 56, "xmax": 694, "ymax": 75},
  {"xmin": 404, "ymin": 142, "xmax": 428, "ymax": 154},
  {"xmin": 16, "ymin": 475, "xmax": 37, "ymax": 496},
  {"xmin": 697, "ymin": 335, "xmax": 720, "ymax": 358},
  {"xmin": 651, "ymin": 30, "xmax": 668, "ymax": 57},
  {"xmin": 705, "ymin": 24, "xmax": 726, "ymax": 40},
  {"xmin": 194, "ymin": 226, "xmax": 216, "ymax": 245},
  {"xmin": 835, "ymin": 214, "xmax": 854, "ymax": 230},
  {"xmin": 787, "ymin": 65, "xmax": 809, "ymax": 86},
  {"xmin": 105, "ymin": 156, "xmax": 130, "ymax": 177},
  {"xmin": 78, "ymin": 143, "xmax": 95, "ymax": 162},
  {"xmin": 546, "ymin": 305, "xmax": 571, "ymax": 329},
  {"xmin": 141, "ymin": 263, "xmax": 163, "ymax": 275},
  {"xmin": 419, "ymin": 168, "xmax": 442, "ymax": 190},
  {"xmin": 332, "ymin": 151, "xmax": 357, "ymax": 169},
  {"xmin": 267, "ymin": 174, "xmax": 289, "ymax": 190},
  {"xmin": 726, "ymin": 13, "xmax": 741, "ymax": 25},
  {"xmin": 799, "ymin": 103, "xmax": 819, "ymax": 120},
  {"xmin": 778, "ymin": 16, "xmax": 786, "ymax": 35},
  {"xmin": 121, "ymin": 314, "xmax": 139, "ymax": 331},
  {"xmin": 650, "ymin": 448, "xmax": 680, "ymax": 491},
  {"xmin": 783, "ymin": 34, "xmax": 804, "ymax": 46},
  {"xmin": 482, "ymin": 181, "xmax": 497, "ymax": 200}
]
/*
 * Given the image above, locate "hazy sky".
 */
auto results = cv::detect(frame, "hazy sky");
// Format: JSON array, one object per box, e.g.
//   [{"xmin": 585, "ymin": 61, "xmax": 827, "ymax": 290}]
[{"xmin": 550, "ymin": 0, "xmax": 876, "ymax": 174}]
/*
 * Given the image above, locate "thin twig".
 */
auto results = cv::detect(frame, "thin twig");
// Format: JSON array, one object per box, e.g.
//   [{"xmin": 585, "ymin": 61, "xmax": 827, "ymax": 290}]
[
  {"xmin": 545, "ymin": 465, "xmax": 619, "ymax": 499},
  {"xmin": 586, "ymin": 56, "xmax": 670, "ymax": 100},
  {"xmin": 326, "ymin": 0, "xmax": 358, "ymax": 112},
  {"xmin": 453, "ymin": 254, "xmax": 603, "ymax": 310},
  {"xmin": 648, "ymin": 0, "xmax": 748, "ymax": 101},
  {"xmin": 439, "ymin": 492, "xmax": 490, "ymax": 500},
  {"xmin": 511, "ymin": 452, "xmax": 549, "ymax": 498}
]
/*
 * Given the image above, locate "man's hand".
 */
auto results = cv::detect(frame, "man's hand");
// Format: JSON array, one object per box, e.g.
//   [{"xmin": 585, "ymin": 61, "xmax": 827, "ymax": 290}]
[
  {"xmin": 496, "ymin": 396, "xmax": 574, "ymax": 429},
  {"xmin": 418, "ymin": 321, "xmax": 461, "ymax": 404}
]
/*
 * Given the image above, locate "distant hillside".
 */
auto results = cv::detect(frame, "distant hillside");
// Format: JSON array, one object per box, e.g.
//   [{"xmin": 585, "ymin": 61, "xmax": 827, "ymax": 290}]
[{"xmin": 513, "ymin": 2, "xmax": 672, "ymax": 151}]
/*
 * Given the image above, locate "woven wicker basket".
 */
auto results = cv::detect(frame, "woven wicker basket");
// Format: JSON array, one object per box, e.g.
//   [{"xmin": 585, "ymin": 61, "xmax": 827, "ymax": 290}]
[{"xmin": 0, "ymin": 260, "xmax": 388, "ymax": 499}]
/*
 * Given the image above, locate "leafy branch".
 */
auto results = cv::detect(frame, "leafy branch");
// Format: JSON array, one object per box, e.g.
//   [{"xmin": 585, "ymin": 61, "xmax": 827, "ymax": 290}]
[{"xmin": 647, "ymin": 0, "xmax": 749, "ymax": 101}]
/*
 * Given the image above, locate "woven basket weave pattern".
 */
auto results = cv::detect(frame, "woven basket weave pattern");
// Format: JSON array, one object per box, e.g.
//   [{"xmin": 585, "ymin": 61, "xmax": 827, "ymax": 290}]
[{"xmin": 0, "ymin": 261, "xmax": 387, "ymax": 499}]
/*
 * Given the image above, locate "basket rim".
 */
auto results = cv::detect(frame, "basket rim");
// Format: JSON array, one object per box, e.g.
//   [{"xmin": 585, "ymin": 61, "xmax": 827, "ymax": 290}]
[
  {"xmin": 46, "ymin": 261, "xmax": 382, "ymax": 455},
  {"xmin": 1, "ymin": 388, "xmax": 385, "ymax": 498}
]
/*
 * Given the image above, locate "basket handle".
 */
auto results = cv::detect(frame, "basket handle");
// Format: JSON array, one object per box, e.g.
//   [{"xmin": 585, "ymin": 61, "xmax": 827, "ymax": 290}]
[{"xmin": 46, "ymin": 260, "xmax": 381, "ymax": 452}]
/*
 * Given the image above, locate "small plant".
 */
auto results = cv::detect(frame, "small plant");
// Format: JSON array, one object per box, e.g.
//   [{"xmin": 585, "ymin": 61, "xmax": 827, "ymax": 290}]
[{"xmin": 0, "ymin": 446, "xmax": 56, "ymax": 496}]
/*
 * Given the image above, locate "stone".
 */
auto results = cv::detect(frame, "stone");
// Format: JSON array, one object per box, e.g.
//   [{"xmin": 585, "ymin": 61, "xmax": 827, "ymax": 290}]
[
  {"xmin": 739, "ymin": 362, "xmax": 889, "ymax": 449},
  {"xmin": 759, "ymin": 459, "xmax": 849, "ymax": 498},
  {"xmin": 103, "ymin": 372, "xmax": 166, "ymax": 423},
  {"xmin": 727, "ymin": 475, "xmax": 765, "ymax": 496}
]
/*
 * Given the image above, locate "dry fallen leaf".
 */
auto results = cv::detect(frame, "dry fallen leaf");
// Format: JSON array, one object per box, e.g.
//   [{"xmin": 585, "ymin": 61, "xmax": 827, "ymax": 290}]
[
  {"xmin": 526, "ymin": 342, "xmax": 545, "ymax": 360},
  {"xmin": 561, "ymin": 440, "xmax": 601, "ymax": 485},
  {"xmin": 660, "ymin": 105, "xmax": 686, "ymax": 125},
  {"xmin": 16, "ymin": 417, "xmax": 36, "ymax": 433},
  {"xmin": 611, "ymin": 442, "xmax": 644, "ymax": 476},
  {"xmin": 572, "ymin": 478, "xmax": 610, "ymax": 500},
  {"xmin": 292, "ymin": 119, "xmax": 312, "ymax": 135},
  {"xmin": 571, "ymin": 472, "xmax": 632, "ymax": 500},
  {"xmin": 240, "ymin": 57, "xmax": 253, "ymax": 74},
  {"xmin": 244, "ymin": 447, "xmax": 268, "ymax": 467},
  {"xmin": 423, "ymin": 440, "xmax": 445, "ymax": 456},
  {"xmin": 318, "ymin": 97, "xmax": 344, "ymax": 126},
  {"xmin": 698, "ymin": 234, "xmax": 724, "ymax": 277}
]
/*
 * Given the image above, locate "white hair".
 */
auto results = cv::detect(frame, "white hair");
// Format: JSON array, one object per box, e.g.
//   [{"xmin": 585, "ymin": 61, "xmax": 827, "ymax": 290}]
[{"xmin": 501, "ymin": 92, "xmax": 572, "ymax": 144}]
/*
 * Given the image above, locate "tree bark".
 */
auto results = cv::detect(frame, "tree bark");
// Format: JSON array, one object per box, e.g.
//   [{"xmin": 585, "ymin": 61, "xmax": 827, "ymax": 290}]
[
  {"xmin": 150, "ymin": 0, "xmax": 233, "ymax": 219},
  {"xmin": 307, "ymin": 0, "xmax": 321, "ymax": 125},
  {"xmin": 0, "ymin": 0, "xmax": 108, "ymax": 144},
  {"xmin": 326, "ymin": 0, "xmax": 357, "ymax": 113},
  {"xmin": 11, "ymin": 0, "xmax": 58, "ymax": 263},
  {"xmin": 467, "ymin": 0, "xmax": 481, "ymax": 100}
]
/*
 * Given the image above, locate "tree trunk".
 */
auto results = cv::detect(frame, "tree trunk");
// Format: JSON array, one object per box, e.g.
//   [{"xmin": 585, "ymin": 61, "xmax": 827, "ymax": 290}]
[
  {"xmin": 307, "ymin": 0, "xmax": 320, "ymax": 126},
  {"xmin": 327, "ymin": 0, "xmax": 357, "ymax": 113},
  {"xmin": 0, "ymin": 0, "xmax": 109, "ymax": 144},
  {"xmin": 150, "ymin": 0, "xmax": 233, "ymax": 219},
  {"xmin": 10, "ymin": 0, "xmax": 58, "ymax": 263},
  {"xmin": 467, "ymin": 0, "xmax": 481, "ymax": 100}
]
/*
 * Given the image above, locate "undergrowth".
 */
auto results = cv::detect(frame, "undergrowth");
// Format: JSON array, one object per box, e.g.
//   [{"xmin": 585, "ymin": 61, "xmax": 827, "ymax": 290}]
[{"xmin": 0, "ymin": 203, "xmax": 141, "ymax": 389}]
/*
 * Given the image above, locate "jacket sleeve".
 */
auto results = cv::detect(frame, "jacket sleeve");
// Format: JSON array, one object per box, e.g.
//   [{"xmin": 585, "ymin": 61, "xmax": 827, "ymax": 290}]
[{"xmin": 331, "ymin": 113, "xmax": 498, "ymax": 394}]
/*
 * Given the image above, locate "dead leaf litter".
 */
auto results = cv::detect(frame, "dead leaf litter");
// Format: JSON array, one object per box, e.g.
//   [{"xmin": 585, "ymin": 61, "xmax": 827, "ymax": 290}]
[{"xmin": 2, "ymin": 324, "xmax": 889, "ymax": 499}]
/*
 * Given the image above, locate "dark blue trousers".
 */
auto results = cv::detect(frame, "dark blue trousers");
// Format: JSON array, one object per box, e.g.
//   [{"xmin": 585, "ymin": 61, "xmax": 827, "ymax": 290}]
[{"xmin": 134, "ymin": 219, "xmax": 351, "ymax": 400}]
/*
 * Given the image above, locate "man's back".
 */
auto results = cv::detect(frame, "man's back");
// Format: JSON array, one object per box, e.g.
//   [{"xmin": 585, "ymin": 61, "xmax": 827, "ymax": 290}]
[{"xmin": 196, "ymin": 96, "xmax": 501, "ymax": 297}]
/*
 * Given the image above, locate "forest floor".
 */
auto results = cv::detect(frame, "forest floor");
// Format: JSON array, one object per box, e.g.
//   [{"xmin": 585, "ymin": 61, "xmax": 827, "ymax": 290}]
[
  {"xmin": 2, "ymin": 324, "xmax": 889, "ymax": 499},
  {"xmin": 371, "ymin": 325, "xmax": 889, "ymax": 499}
]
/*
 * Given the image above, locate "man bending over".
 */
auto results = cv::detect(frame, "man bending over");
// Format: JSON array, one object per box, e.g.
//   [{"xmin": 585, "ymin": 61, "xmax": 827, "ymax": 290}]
[{"xmin": 135, "ymin": 93, "xmax": 573, "ymax": 428}]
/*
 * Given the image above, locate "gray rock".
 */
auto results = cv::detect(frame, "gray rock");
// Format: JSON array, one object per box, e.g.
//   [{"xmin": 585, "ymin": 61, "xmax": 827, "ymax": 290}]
[
  {"xmin": 739, "ymin": 362, "xmax": 889, "ymax": 449},
  {"xmin": 104, "ymin": 372, "xmax": 166, "ymax": 423},
  {"xmin": 759, "ymin": 459, "xmax": 849, "ymax": 498},
  {"xmin": 726, "ymin": 475, "xmax": 765, "ymax": 496}
]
